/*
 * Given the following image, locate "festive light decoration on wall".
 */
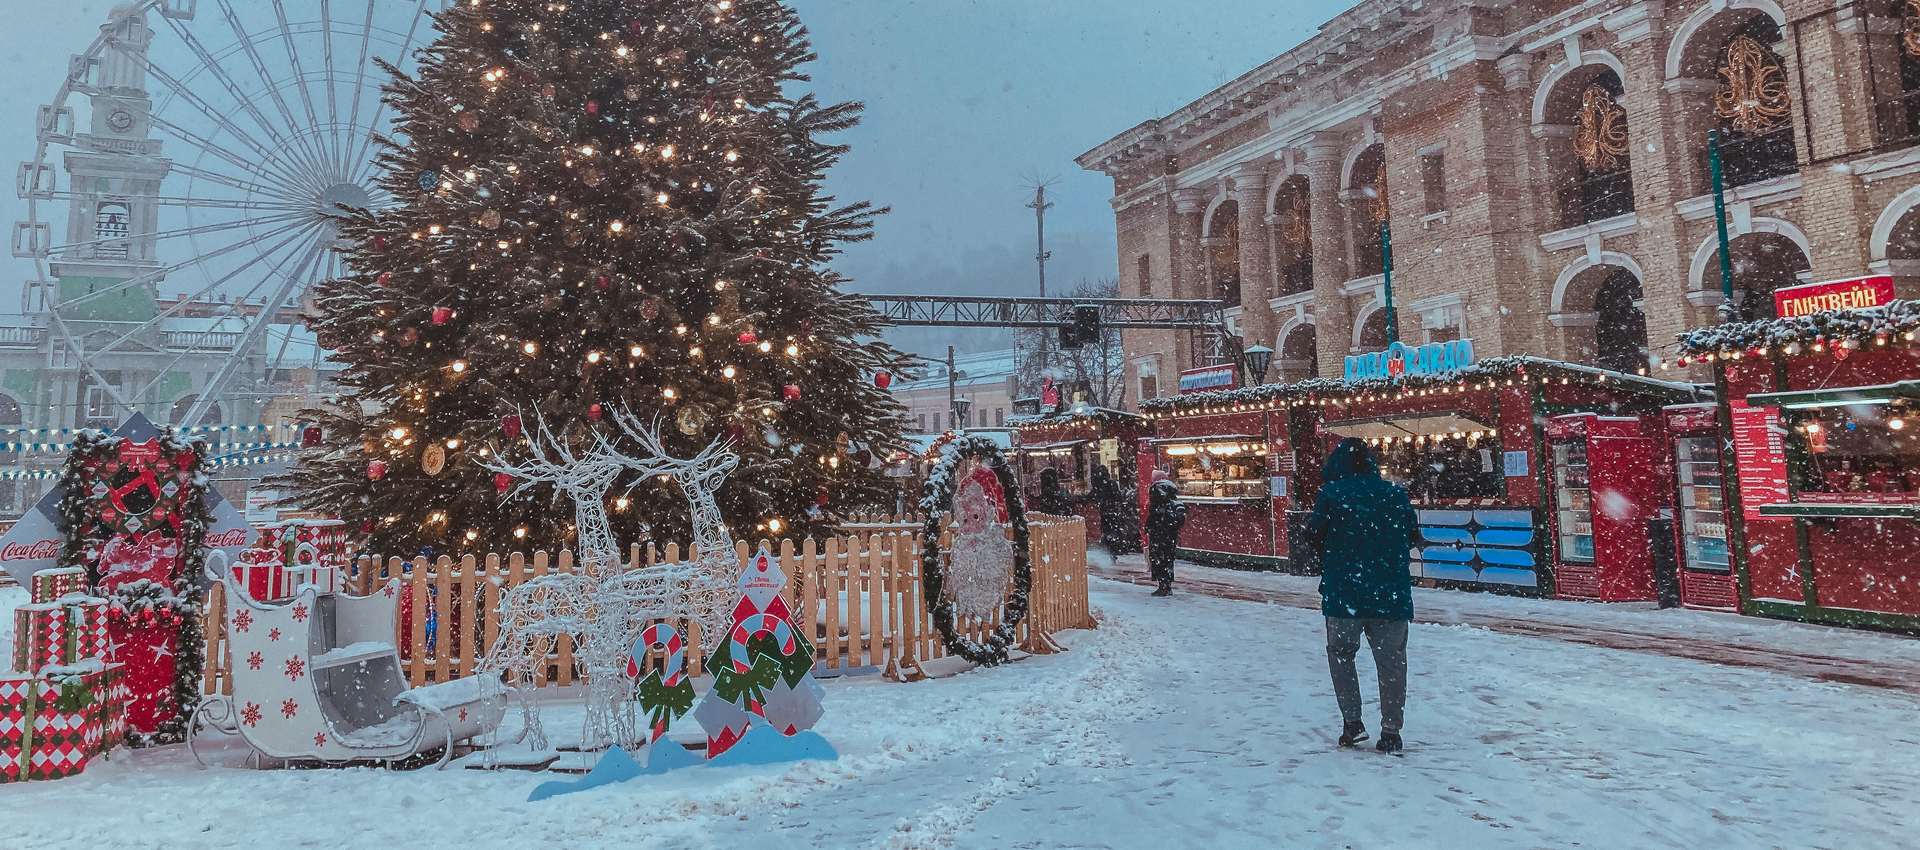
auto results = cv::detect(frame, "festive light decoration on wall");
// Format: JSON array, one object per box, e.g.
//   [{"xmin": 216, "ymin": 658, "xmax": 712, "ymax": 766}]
[
  {"xmin": 1714, "ymin": 35, "xmax": 1792, "ymax": 134},
  {"xmin": 1574, "ymin": 86, "xmax": 1629, "ymax": 172}
]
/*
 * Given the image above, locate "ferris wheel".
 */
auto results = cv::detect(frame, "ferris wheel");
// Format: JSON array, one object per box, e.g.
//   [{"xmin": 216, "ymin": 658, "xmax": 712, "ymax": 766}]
[{"xmin": 13, "ymin": 0, "xmax": 448, "ymax": 428}]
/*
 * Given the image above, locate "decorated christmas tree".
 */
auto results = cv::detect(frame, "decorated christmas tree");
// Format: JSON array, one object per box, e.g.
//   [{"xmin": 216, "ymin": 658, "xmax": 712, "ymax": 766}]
[{"xmin": 278, "ymin": 0, "xmax": 908, "ymax": 551}]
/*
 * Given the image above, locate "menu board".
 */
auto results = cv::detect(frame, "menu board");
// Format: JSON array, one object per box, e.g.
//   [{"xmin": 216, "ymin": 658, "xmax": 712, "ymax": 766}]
[{"xmin": 1729, "ymin": 402, "xmax": 1790, "ymax": 521}]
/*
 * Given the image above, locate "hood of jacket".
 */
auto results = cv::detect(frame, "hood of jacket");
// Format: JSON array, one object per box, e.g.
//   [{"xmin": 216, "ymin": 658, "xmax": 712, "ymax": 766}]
[{"xmin": 1321, "ymin": 437, "xmax": 1380, "ymax": 483}]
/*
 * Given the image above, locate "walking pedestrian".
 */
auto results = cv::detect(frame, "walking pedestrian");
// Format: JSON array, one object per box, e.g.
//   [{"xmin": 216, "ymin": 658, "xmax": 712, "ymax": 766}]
[
  {"xmin": 1144, "ymin": 479, "xmax": 1187, "ymax": 596},
  {"xmin": 1089, "ymin": 465, "xmax": 1140, "ymax": 555},
  {"xmin": 1306, "ymin": 438, "xmax": 1419, "ymax": 754}
]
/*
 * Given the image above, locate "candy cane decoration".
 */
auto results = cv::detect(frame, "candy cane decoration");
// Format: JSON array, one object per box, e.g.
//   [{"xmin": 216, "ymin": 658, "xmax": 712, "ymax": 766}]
[
  {"xmin": 627, "ymin": 623, "xmax": 686, "ymax": 686},
  {"xmin": 728, "ymin": 614, "xmax": 796, "ymax": 673}
]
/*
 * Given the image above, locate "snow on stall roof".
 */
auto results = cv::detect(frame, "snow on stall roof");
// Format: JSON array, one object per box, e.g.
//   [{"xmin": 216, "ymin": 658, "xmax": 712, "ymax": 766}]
[
  {"xmin": 1142, "ymin": 355, "xmax": 1705, "ymax": 413},
  {"xmin": 1678, "ymin": 299, "xmax": 1920, "ymax": 355}
]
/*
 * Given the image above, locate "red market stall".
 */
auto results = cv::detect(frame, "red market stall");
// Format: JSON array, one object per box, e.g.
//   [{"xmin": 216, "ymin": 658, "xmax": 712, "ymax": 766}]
[
  {"xmin": 1012, "ymin": 408, "xmax": 1150, "ymax": 551},
  {"xmin": 1141, "ymin": 350, "xmax": 1703, "ymax": 596},
  {"xmin": 1676, "ymin": 299, "xmax": 1920, "ymax": 631}
]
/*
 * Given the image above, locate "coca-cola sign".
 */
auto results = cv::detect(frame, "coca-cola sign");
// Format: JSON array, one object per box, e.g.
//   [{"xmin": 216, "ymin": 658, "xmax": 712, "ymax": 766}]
[
  {"xmin": 0, "ymin": 539, "xmax": 59, "ymax": 561},
  {"xmin": 203, "ymin": 528, "xmax": 249, "ymax": 549}
]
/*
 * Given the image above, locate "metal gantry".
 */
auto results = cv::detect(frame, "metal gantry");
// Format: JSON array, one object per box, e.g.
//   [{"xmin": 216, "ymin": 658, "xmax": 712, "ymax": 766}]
[{"xmin": 857, "ymin": 294, "xmax": 1238, "ymax": 365}]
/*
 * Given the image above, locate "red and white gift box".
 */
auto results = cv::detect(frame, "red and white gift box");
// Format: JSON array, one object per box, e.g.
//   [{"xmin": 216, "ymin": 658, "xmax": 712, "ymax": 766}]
[
  {"xmin": 233, "ymin": 552, "xmax": 293, "ymax": 602},
  {"xmin": 0, "ymin": 662, "xmax": 123, "ymax": 783},
  {"xmin": 10, "ymin": 597, "xmax": 109, "ymax": 675},
  {"xmin": 28, "ymin": 567, "xmax": 87, "ymax": 604}
]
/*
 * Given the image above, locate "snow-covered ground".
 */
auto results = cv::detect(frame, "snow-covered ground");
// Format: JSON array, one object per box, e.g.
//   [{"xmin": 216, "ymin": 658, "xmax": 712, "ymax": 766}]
[{"xmin": 2, "ymin": 579, "xmax": 1917, "ymax": 849}]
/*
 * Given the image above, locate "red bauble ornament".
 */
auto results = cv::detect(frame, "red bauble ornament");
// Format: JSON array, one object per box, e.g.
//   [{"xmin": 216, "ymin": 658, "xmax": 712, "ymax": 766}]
[
  {"xmin": 597, "ymin": 275, "xmax": 611, "ymax": 291},
  {"xmin": 494, "ymin": 472, "xmax": 513, "ymax": 494},
  {"xmin": 360, "ymin": 520, "xmax": 375, "ymax": 534},
  {"xmin": 301, "ymin": 425, "xmax": 323, "ymax": 448},
  {"xmin": 431, "ymin": 306, "xmax": 453, "ymax": 325},
  {"xmin": 737, "ymin": 331, "xmax": 758, "ymax": 345},
  {"xmin": 366, "ymin": 459, "xmax": 388, "ymax": 481},
  {"xmin": 588, "ymin": 403, "xmax": 604, "ymax": 421},
  {"xmin": 641, "ymin": 299, "xmax": 660, "ymax": 320},
  {"xmin": 782, "ymin": 384, "xmax": 802, "ymax": 401},
  {"xmin": 585, "ymin": 100, "xmax": 600, "ymax": 115},
  {"xmin": 502, "ymin": 414, "xmax": 523, "ymax": 439},
  {"xmin": 371, "ymin": 235, "xmax": 388, "ymax": 251},
  {"xmin": 816, "ymin": 488, "xmax": 830, "ymax": 507},
  {"xmin": 377, "ymin": 272, "xmax": 393, "ymax": 286},
  {"xmin": 875, "ymin": 371, "xmax": 892, "ymax": 389}
]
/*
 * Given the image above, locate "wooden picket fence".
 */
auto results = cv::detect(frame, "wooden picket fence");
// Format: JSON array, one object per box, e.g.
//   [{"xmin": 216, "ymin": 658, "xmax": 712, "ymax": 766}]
[{"xmin": 201, "ymin": 515, "xmax": 1093, "ymax": 696}]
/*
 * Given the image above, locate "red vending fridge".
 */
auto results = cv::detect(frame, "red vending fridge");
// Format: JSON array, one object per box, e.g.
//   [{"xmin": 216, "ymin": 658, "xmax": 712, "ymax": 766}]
[
  {"xmin": 1662, "ymin": 404, "xmax": 1738, "ymax": 609},
  {"xmin": 1544, "ymin": 414, "xmax": 1662, "ymax": 601}
]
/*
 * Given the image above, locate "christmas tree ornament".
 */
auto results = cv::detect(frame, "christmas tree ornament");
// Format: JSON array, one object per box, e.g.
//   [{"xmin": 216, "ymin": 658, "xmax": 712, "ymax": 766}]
[
  {"xmin": 366, "ymin": 459, "xmax": 388, "ymax": 481},
  {"xmin": 370, "ymin": 234, "xmax": 388, "ymax": 251},
  {"xmin": 675, "ymin": 406, "xmax": 707, "ymax": 436},
  {"xmin": 585, "ymin": 100, "xmax": 600, "ymax": 115},
  {"xmin": 502, "ymin": 414, "xmax": 523, "ymax": 439},
  {"xmin": 421, "ymin": 444, "xmax": 447, "ymax": 477},
  {"xmin": 737, "ymin": 330, "xmax": 758, "ymax": 345},
  {"xmin": 376, "ymin": 272, "xmax": 393, "ymax": 286},
  {"xmin": 479, "ymin": 209, "xmax": 502, "ymax": 230},
  {"xmin": 588, "ymin": 403, "xmax": 605, "ymax": 422},
  {"xmin": 416, "ymin": 170, "xmax": 439, "ymax": 191},
  {"xmin": 431, "ymin": 306, "xmax": 453, "ymax": 325},
  {"xmin": 783, "ymin": 384, "xmax": 802, "ymax": 401},
  {"xmin": 458, "ymin": 111, "xmax": 480, "ymax": 132},
  {"xmin": 875, "ymin": 371, "xmax": 892, "ymax": 389},
  {"xmin": 493, "ymin": 472, "xmax": 513, "ymax": 495}
]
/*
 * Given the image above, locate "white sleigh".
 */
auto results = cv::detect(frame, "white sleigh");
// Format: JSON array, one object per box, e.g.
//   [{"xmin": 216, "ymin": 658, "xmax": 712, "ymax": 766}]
[{"xmin": 190, "ymin": 566, "xmax": 505, "ymax": 769}]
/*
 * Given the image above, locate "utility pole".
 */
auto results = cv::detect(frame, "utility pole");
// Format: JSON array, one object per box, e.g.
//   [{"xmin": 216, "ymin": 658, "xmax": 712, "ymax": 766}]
[
  {"xmin": 1707, "ymin": 130, "xmax": 1737, "ymax": 322},
  {"xmin": 1380, "ymin": 221, "xmax": 1400, "ymax": 345},
  {"xmin": 1028, "ymin": 181, "xmax": 1056, "ymax": 383},
  {"xmin": 946, "ymin": 345, "xmax": 957, "ymax": 432}
]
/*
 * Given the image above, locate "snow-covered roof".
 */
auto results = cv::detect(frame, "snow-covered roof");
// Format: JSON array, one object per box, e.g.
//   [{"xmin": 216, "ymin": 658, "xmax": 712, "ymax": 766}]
[
  {"xmin": 1142, "ymin": 356, "xmax": 1704, "ymax": 414},
  {"xmin": 1676, "ymin": 299, "xmax": 1920, "ymax": 358}
]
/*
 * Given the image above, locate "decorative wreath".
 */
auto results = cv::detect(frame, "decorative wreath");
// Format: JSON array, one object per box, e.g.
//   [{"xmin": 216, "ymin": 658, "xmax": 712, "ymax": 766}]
[{"xmin": 917, "ymin": 435, "xmax": 1032, "ymax": 666}]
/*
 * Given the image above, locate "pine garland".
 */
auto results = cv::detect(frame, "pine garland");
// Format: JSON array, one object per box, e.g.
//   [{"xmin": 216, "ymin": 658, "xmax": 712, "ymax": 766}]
[
  {"xmin": 1676, "ymin": 299, "xmax": 1920, "ymax": 358},
  {"xmin": 1141, "ymin": 355, "xmax": 1698, "ymax": 414},
  {"xmin": 917, "ymin": 435, "xmax": 1031, "ymax": 666}
]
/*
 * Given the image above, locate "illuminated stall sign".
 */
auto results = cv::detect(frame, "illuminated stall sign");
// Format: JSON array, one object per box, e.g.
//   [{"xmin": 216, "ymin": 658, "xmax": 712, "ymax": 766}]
[
  {"xmin": 1772, "ymin": 275, "xmax": 1895, "ymax": 319},
  {"xmin": 1344, "ymin": 339, "xmax": 1475, "ymax": 383},
  {"xmin": 1179, "ymin": 364, "xmax": 1239, "ymax": 394}
]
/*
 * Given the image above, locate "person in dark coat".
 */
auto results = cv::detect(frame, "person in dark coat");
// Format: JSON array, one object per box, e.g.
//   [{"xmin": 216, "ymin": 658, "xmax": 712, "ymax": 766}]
[
  {"xmin": 1089, "ymin": 465, "xmax": 1141, "ymax": 555},
  {"xmin": 1306, "ymin": 438, "xmax": 1420, "ymax": 754},
  {"xmin": 1032, "ymin": 467, "xmax": 1073, "ymax": 517},
  {"xmin": 1144, "ymin": 479, "xmax": 1187, "ymax": 596}
]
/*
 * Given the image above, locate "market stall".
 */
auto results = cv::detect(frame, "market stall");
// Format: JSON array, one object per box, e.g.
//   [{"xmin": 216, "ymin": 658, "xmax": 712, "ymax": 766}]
[
  {"xmin": 1011, "ymin": 408, "xmax": 1148, "ymax": 552},
  {"xmin": 1661, "ymin": 403, "xmax": 1739, "ymax": 609},
  {"xmin": 1675, "ymin": 299, "xmax": 1920, "ymax": 631},
  {"xmin": 1142, "ymin": 349, "xmax": 1702, "ymax": 594}
]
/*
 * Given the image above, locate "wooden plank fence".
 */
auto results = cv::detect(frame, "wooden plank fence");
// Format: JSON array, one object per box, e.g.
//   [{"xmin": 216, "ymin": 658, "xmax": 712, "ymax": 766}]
[{"xmin": 201, "ymin": 515, "xmax": 1094, "ymax": 696}]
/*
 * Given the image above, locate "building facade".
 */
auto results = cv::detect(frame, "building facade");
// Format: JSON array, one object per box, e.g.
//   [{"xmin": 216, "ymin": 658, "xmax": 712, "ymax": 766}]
[
  {"xmin": 1080, "ymin": 0, "xmax": 1920, "ymax": 401},
  {"xmin": 891, "ymin": 349, "xmax": 1021, "ymax": 435}
]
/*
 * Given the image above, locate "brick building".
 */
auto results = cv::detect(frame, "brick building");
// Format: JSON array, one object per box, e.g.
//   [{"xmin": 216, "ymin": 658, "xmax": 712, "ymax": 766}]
[{"xmin": 1078, "ymin": 0, "xmax": 1920, "ymax": 400}]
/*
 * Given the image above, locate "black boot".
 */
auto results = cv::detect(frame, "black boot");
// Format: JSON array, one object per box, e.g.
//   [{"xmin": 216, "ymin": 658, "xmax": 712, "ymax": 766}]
[
  {"xmin": 1338, "ymin": 721, "xmax": 1369, "ymax": 748},
  {"xmin": 1151, "ymin": 582, "xmax": 1172, "ymax": 597},
  {"xmin": 1376, "ymin": 732, "xmax": 1403, "ymax": 754}
]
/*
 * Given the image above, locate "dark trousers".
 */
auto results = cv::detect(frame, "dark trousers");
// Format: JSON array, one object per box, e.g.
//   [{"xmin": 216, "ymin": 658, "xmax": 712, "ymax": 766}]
[
  {"xmin": 1326, "ymin": 617, "xmax": 1408, "ymax": 734},
  {"xmin": 1148, "ymin": 550, "xmax": 1175, "ymax": 586}
]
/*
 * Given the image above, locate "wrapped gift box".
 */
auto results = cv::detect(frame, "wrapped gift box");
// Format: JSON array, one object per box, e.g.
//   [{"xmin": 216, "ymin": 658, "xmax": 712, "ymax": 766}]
[
  {"xmin": 0, "ymin": 662, "xmax": 122, "ymax": 783},
  {"xmin": 10, "ymin": 597, "xmax": 108, "ymax": 675},
  {"xmin": 284, "ymin": 563, "xmax": 343, "ymax": 595},
  {"xmin": 233, "ymin": 552, "xmax": 292, "ymax": 602},
  {"xmin": 29, "ymin": 567, "xmax": 87, "ymax": 604}
]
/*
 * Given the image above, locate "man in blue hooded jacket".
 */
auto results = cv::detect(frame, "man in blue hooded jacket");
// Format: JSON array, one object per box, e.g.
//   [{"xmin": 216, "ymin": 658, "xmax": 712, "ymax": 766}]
[{"xmin": 1306, "ymin": 438, "xmax": 1419, "ymax": 754}]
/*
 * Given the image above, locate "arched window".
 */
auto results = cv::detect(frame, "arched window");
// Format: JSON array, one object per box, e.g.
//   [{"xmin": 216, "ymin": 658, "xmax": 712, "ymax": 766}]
[
  {"xmin": 1273, "ymin": 177, "xmax": 1313, "ymax": 296},
  {"xmin": 1593, "ymin": 270, "xmax": 1650, "ymax": 373},
  {"xmin": 1706, "ymin": 232, "xmax": 1813, "ymax": 320},
  {"xmin": 1868, "ymin": 0, "xmax": 1920, "ymax": 147},
  {"xmin": 1278, "ymin": 324, "xmax": 1318, "ymax": 382},
  {"xmin": 1543, "ymin": 68, "xmax": 1635, "ymax": 227},
  {"xmin": 1349, "ymin": 145, "xmax": 1387, "ymax": 278},
  {"xmin": 1204, "ymin": 200, "xmax": 1242, "ymax": 307},
  {"xmin": 1356, "ymin": 307, "xmax": 1391, "ymax": 352},
  {"xmin": 1709, "ymin": 18, "xmax": 1799, "ymax": 187},
  {"xmin": 94, "ymin": 202, "xmax": 130, "ymax": 259}
]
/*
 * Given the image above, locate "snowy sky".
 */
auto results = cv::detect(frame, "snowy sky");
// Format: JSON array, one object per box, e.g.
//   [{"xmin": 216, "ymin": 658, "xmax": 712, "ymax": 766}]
[{"xmin": 0, "ymin": 0, "xmax": 1339, "ymax": 356}]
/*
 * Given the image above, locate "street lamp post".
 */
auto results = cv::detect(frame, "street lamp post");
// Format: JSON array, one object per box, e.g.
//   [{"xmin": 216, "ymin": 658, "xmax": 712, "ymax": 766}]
[
  {"xmin": 952, "ymin": 396, "xmax": 973, "ymax": 433},
  {"xmin": 1241, "ymin": 344, "xmax": 1275, "ymax": 387}
]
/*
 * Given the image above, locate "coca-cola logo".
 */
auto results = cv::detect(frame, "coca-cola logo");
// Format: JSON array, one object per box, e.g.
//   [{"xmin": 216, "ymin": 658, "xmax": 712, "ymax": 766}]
[
  {"xmin": 203, "ymin": 528, "xmax": 249, "ymax": 548},
  {"xmin": 0, "ymin": 539, "xmax": 60, "ymax": 561}
]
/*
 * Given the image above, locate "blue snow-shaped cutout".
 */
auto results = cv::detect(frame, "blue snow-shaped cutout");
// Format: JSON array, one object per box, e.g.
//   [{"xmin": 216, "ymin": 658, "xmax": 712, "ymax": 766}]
[
  {"xmin": 703, "ymin": 726, "xmax": 837, "ymax": 769},
  {"xmin": 636, "ymin": 738, "xmax": 706, "ymax": 775},
  {"xmin": 1478, "ymin": 567, "xmax": 1540, "ymax": 587},
  {"xmin": 1418, "ymin": 527, "xmax": 1472, "ymax": 545},
  {"xmin": 1475, "ymin": 510, "xmax": 1534, "ymax": 529},
  {"xmin": 1478, "ymin": 547, "xmax": 1537, "ymax": 568},
  {"xmin": 527, "ymin": 745, "xmax": 644, "ymax": 802}
]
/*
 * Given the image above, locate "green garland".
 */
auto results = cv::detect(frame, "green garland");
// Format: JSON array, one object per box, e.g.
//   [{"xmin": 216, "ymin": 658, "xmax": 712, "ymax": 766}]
[{"xmin": 53, "ymin": 429, "xmax": 211, "ymax": 747}]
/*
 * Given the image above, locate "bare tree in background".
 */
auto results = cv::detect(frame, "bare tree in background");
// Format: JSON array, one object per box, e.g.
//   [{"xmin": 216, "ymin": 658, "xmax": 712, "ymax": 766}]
[{"xmin": 1015, "ymin": 278, "xmax": 1126, "ymax": 410}]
